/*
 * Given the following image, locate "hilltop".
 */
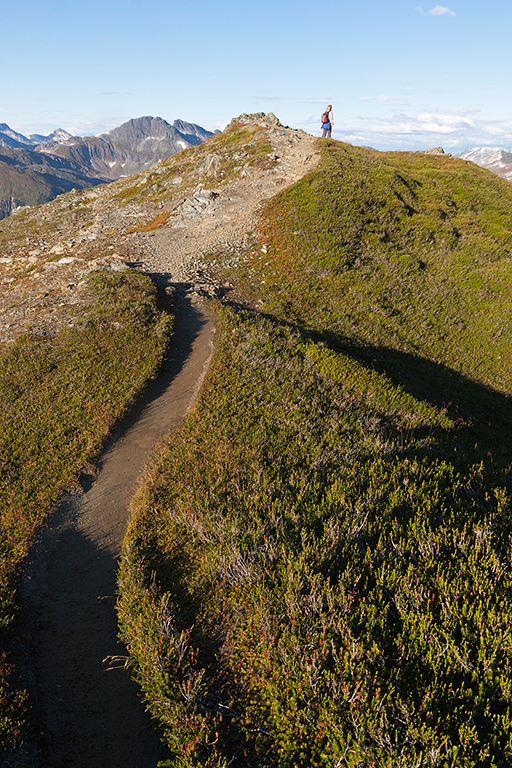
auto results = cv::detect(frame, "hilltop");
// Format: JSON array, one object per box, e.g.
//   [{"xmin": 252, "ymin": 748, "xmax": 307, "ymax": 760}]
[
  {"xmin": 118, "ymin": 123, "xmax": 512, "ymax": 767},
  {"xmin": 0, "ymin": 112, "xmax": 317, "ymax": 344},
  {"xmin": 0, "ymin": 111, "xmax": 318, "ymax": 766}
]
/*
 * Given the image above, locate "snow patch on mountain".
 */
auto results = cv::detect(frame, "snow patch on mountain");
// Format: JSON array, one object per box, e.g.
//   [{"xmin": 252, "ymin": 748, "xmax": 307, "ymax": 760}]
[{"xmin": 457, "ymin": 147, "xmax": 512, "ymax": 182}]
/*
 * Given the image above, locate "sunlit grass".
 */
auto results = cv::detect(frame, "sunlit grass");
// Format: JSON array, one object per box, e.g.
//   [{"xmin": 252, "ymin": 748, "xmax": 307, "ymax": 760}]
[{"xmin": 119, "ymin": 141, "xmax": 512, "ymax": 767}]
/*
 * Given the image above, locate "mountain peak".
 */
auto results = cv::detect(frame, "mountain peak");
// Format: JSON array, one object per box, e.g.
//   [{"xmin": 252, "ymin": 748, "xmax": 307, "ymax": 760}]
[
  {"xmin": 0, "ymin": 124, "xmax": 74, "ymax": 149},
  {"xmin": 29, "ymin": 128, "xmax": 74, "ymax": 144},
  {"xmin": 96, "ymin": 116, "xmax": 213, "ymax": 149}
]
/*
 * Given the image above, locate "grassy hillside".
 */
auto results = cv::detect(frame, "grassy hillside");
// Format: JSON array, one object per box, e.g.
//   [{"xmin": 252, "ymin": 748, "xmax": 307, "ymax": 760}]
[
  {"xmin": 0, "ymin": 114, "xmax": 281, "ymax": 754},
  {"xmin": 0, "ymin": 269, "xmax": 171, "ymax": 749},
  {"xmin": 225, "ymin": 141, "xmax": 512, "ymax": 455},
  {"xmin": 118, "ymin": 141, "xmax": 512, "ymax": 767}
]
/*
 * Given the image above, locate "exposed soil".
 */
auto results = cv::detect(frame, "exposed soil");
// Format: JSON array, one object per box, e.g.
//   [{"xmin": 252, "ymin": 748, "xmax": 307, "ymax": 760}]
[
  {"xmin": 15, "ymin": 294, "xmax": 216, "ymax": 768},
  {"xmin": 0, "ymin": 113, "xmax": 318, "ymax": 343},
  {"xmin": 4, "ymin": 117, "xmax": 320, "ymax": 767}
]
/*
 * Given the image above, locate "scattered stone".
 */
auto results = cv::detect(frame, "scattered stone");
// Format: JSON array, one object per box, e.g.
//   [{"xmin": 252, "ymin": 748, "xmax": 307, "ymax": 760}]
[
  {"xmin": 414, "ymin": 147, "xmax": 453, "ymax": 157},
  {"xmin": 0, "ymin": 113, "xmax": 319, "ymax": 343}
]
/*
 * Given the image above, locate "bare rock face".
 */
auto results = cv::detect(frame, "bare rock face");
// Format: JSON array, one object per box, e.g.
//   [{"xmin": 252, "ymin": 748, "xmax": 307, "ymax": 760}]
[
  {"xmin": 232, "ymin": 111, "xmax": 283, "ymax": 129},
  {"xmin": 40, "ymin": 116, "xmax": 216, "ymax": 181},
  {"xmin": 0, "ymin": 196, "xmax": 13, "ymax": 218}
]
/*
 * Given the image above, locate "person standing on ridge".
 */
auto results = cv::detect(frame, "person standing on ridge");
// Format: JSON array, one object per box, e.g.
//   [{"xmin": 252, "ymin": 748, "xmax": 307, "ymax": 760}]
[{"xmin": 321, "ymin": 105, "xmax": 333, "ymax": 138}]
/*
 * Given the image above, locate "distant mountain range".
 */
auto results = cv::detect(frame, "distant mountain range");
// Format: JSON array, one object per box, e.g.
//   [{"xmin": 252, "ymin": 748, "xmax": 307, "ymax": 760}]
[
  {"xmin": 0, "ymin": 116, "xmax": 215, "ymax": 219},
  {"xmin": 0, "ymin": 124, "xmax": 73, "ymax": 149},
  {"xmin": 457, "ymin": 147, "xmax": 512, "ymax": 182}
]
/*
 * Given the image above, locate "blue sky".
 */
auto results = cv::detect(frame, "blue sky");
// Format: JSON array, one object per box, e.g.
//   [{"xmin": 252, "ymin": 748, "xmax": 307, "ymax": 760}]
[{"xmin": 0, "ymin": 0, "xmax": 510, "ymax": 151}]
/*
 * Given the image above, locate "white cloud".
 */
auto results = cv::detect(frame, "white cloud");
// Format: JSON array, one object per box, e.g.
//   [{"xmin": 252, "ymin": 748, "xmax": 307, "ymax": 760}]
[
  {"xmin": 299, "ymin": 99, "xmax": 335, "ymax": 105},
  {"xmin": 358, "ymin": 96, "xmax": 393, "ymax": 102},
  {"xmin": 485, "ymin": 125, "xmax": 507, "ymax": 137},
  {"xmin": 357, "ymin": 111, "xmax": 474, "ymax": 138},
  {"xmin": 430, "ymin": 106, "xmax": 480, "ymax": 117},
  {"xmin": 416, "ymin": 5, "xmax": 456, "ymax": 17},
  {"xmin": 429, "ymin": 5, "xmax": 456, "ymax": 16},
  {"xmin": 286, "ymin": 100, "xmax": 512, "ymax": 153},
  {"xmin": 205, "ymin": 119, "xmax": 229, "ymax": 133},
  {"xmin": 307, "ymin": 108, "xmax": 512, "ymax": 151}
]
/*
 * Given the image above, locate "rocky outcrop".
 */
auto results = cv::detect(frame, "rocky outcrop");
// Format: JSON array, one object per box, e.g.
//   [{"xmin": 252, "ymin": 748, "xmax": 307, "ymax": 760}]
[
  {"xmin": 171, "ymin": 187, "xmax": 221, "ymax": 223},
  {"xmin": 411, "ymin": 146, "xmax": 452, "ymax": 157},
  {"xmin": 425, "ymin": 147, "xmax": 451, "ymax": 156}
]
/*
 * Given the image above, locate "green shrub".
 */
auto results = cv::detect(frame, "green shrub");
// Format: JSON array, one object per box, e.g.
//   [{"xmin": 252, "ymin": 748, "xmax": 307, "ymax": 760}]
[
  {"xmin": 0, "ymin": 268, "xmax": 172, "ymax": 748},
  {"xmin": 119, "ymin": 306, "xmax": 512, "ymax": 767}
]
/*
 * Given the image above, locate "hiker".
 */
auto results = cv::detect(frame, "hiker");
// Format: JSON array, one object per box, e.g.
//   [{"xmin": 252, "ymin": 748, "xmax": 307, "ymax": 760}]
[{"xmin": 321, "ymin": 105, "xmax": 333, "ymax": 138}]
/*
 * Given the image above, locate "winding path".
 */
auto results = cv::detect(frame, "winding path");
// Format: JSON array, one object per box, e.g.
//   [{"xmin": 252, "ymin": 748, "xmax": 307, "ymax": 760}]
[
  {"xmin": 13, "ymin": 117, "xmax": 319, "ymax": 767},
  {"xmin": 19, "ymin": 294, "xmax": 217, "ymax": 767}
]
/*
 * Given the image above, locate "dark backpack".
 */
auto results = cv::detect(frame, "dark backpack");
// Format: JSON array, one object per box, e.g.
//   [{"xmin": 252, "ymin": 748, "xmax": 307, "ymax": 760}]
[{"xmin": 322, "ymin": 111, "xmax": 330, "ymax": 124}]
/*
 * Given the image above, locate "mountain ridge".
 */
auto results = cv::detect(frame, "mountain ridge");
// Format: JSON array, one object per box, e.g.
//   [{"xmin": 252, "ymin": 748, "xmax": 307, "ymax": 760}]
[
  {"xmin": 0, "ymin": 111, "xmax": 317, "ymax": 344},
  {"xmin": 0, "ymin": 116, "xmax": 215, "ymax": 219},
  {"xmin": 4, "ymin": 113, "xmax": 512, "ymax": 766},
  {"xmin": 457, "ymin": 145, "xmax": 512, "ymax": 181},
  {"xmin": 0, "ymin": 123, "xmax": 73, "ymax": 149},
  {"xmin": 38, "ymin": 116, "xmax": 215, "ymax": 180}
]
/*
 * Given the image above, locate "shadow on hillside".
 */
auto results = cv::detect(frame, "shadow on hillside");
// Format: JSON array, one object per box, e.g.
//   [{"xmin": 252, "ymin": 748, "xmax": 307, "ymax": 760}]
[
  {"xmin": 102, "ymin": 279, "xmax": 208, "ymax": 448},
  {"xmin": 347, "ymin": 341, "xmax": 512, "ymax": 464},
  {"xmin": 16, "ymin": 525, "xmax": 166, "ymax": 768},
  {"xmin": 236, "ymin": 301, "xmax": 512, "ymax": 465},
  {"xmin": 7, "ymin": 282, "xmax": 208, "ymax": 768}
]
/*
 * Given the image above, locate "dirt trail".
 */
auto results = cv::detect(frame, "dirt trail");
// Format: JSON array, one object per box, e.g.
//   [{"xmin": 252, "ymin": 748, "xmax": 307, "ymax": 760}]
[
  {"xmin": 11, "ymin": 116, "xmax": 320, "ymax": 767},
  {"xmin": 138, "ymin": 115, "xmax": 319, "ymax": 283},
  {"xmin": 17, "ymin": 295, "xmax": 216, "ymax": 767}
]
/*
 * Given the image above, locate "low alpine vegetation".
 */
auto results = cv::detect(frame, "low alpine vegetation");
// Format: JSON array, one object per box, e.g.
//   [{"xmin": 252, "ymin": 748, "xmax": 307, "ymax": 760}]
[
  {"xmin": 0, "ymin": 268, "xmax": 172, "ymax": 750},
  {"xmin": 231, "ymin": 140, "xmax": 512, "ymax": 400},
  {"xmin": 119, "ymin": 139, "xmax": 512, "ymax": 767},
  {"xmin": 112, "ymin": 120, "xmax": 274, "ymax": 211},
  {"xmin": 119, "ymin": 306, "xmax": 512, "ymax": 768}
]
